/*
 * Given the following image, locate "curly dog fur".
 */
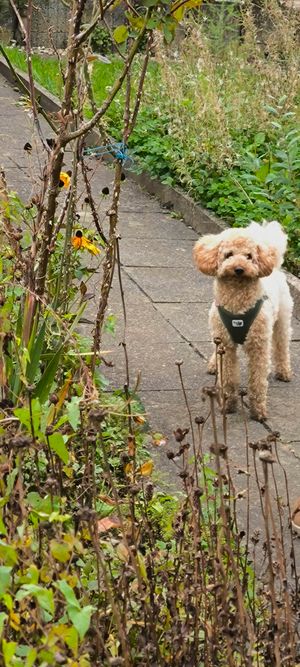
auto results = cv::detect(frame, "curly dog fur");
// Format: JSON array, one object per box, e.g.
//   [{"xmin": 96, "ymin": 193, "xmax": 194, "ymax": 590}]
[{"xmin": 193, "ymin": 221, "xmax": 293, "ymax": 421}]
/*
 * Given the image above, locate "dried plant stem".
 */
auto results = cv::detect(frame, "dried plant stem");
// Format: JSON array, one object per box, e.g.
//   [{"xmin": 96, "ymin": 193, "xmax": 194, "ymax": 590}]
[{"xmin": 92, "ymin": 161, "xmax": 122, "ymax": 370}]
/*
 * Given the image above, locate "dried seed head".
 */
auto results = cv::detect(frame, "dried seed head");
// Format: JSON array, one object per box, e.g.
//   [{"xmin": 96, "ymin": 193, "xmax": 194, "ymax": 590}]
[
  {"xmin": 195, "ymin": 415, "xmax": 205, "ymax": 424},
  {"xmin": 102, "ymin": 186, "xmax": 110, "ymax": 195},
  {"xmin": 173, "ymin": 427, "xmax": 189, "ymax": 442},
  {"xmin": 88, "ymin": 407, "xmax": 106, "ymax": 424},
  {"xmin": 248, "ymin": 441, "xmax": 259, "ymax": 450},
  {"xmin": 44, "ymin": 476, "xmax": 58, "ymax": 490},
  {"xmin": 166, "ymin": 450, "xmax": 175, "ymax": 460},
  {"xmin": 259, "ymin": 450, "xmax": 276, "ymax": 463},
  {"xmin": 193, "ymin": 487, "xmax": 204, "ymax": 499},
  {"xmin": 202, "ymin": 385, "xmax": 218, "ymax": 398},
  {"xmin": 209, "ymin": 442, "xmax": 228, "ymax": 457},
  {"xmin": 49, "ymin": 393, "xmax": 59, "ymax": 405},
  {"xmin": 213, "ymin": 337, "xmax": 222, "ymax": 346},
  {"xmin": 130, "ymin": 484, "xmax": 140, "ymax": 496},
  {"xmin": 145, "ymin": 482, "xmax": 154, "ymax": 501}
]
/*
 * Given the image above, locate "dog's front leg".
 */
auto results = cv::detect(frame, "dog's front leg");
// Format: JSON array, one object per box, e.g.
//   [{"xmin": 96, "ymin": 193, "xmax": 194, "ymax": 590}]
[
  {"xmin": 220, "ymin": 345, "xmax": 239, "ymax": 413},
  {"xmin": 246, "ymin": 338, "xmax": 271, "ymax": 422}
]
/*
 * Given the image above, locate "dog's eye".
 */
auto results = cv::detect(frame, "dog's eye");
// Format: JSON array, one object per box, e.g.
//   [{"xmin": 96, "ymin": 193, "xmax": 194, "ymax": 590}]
[
  {"xmin": 224, "ymin": 251, "xmax": 233, "ymax": 259},
  {"xmin": 246, "ymin": 253, "xmax": 252, "ymax": 260}
]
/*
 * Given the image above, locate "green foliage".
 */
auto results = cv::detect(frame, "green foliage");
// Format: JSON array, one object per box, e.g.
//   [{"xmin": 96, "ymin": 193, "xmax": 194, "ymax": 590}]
[{"xmin": 90, "ymin": 24, "xmax": 113, "ymax": 54}]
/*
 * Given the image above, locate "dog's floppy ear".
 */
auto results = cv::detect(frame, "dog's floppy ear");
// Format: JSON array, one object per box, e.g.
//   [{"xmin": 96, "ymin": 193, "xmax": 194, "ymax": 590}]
[
  {"xmin": 256, "ymin": 245, "xmax": 278, "ymax": 277},
  {"xmin": 193, "ymin": 235, "xmax": 220, "ymax": 276}
]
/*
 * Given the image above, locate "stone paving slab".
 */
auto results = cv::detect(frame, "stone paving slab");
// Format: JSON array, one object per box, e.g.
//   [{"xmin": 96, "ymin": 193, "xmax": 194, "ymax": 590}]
[
  {"xmin": 120, "ymin": 238, "xmax": 195, "ymax": 268},
  {"xmin": 104, "ymin": 340, "xmax": 207, "ymax": 392},
  {"xmin": 155, "ymin": 302, "xmax": 212, "ymax": 341},
  {"xmin": 125, "ymin": 266, "xmax": 210, "ymax": 302},
  {"xmin": 1, "ymin": 73, "xmax": 300, "ymax": 564},
  {"xmin": 118, "ymin": 212, "xmax": 198, "ymax": 240}
]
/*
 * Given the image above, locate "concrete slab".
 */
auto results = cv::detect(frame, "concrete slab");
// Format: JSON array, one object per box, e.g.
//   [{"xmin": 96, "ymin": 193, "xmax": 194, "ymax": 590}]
[
  {"xmin": 125, "ymin": 266, "xmax": 211, "ymax": 303},
  {"xmin": 155, "ymin": 302, "xmax": 212, "ymax": 341},
  {"xmin": 120, "ymin": 238, "xmax": 195, "ymax": 268},
  {"xmin": 103, "ymin": 341, "xmax": 207, "ymax": 392},
  {"xmin": 118, "ymin": 212, "xmax": 198, "ymax": 240}
]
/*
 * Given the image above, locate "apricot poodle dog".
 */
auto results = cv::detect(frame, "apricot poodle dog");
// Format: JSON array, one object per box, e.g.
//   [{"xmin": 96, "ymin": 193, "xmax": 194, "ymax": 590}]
[{"xmin": 193, "ymin": 221, "xmax": 293, "ymax": 421}]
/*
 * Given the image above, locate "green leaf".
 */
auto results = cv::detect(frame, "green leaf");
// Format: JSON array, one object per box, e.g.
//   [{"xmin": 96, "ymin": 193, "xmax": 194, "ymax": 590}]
[
  {"xmin": 48, "ymin": 432, "xmax": 69, "ymax": 464},
  {"xmin": 6, "ymin": 468, "xmax": 18, "ymax": 495},
  {"xmin": 255, "ymin": 162, "xmax": 270, "ymax": 183},
  {"xmin": 56, "ymin": 579, "xmax": 80, "ymax": 609},
  {"xmin": 66, "ymin": 396, "xmax": 81, "ymax": 431},
  {"xmin": 254, "ymin": 132, "xmax": 266, "ymax": 146},
  {"xmin": 113, "ymin": 25, "xmax": 128, "ymax": 43},
  {"xmin": 2, "ymin": 640, "xmax": 17, "ymax": 667},
  {"xmin": 0, "ymin": 567, "xmax": 12, "ymax": 596},
  {"xmin": 68, "ymin": 605, "xmax": 94, "ymax": 640},
  {"xmin": 34, "ymin": 344, "xmax": 64, "ymax": 404},
  {"xmin": 0, "ymin": 541, "xmax": 18, "ymax": 566},
  {"xmin": 26, "ymin": 321, "xmax": 46, "ymax": 383},
  {"xmin": 50, "ymin": 539, "xmax": 71, "ymax": 563},
  {"xmin": 25, "ymin": 648, "xmax": 38, "ymax": 667},
  {"xmin": 15, "ymin": 584, "xmax": 54, "ymax": 616},
  {"xmin": 64, "ymin": 626, "xmax": 78, "ymax": 655},
  {"xmin": 14, "ymin": 398, "xmax": 41, "ymax": 434},
  {"xmin": 26, "ymin": 492, "xmax": 56, "ymax": 514}
]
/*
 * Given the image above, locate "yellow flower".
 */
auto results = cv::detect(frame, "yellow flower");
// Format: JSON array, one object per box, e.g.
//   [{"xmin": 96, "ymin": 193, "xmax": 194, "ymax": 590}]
[
  {"xmin": 59, "ymin": 171, "xmax": 71, "ymax": 188},
  {"xmin": 71, "ymin": 230, "xmax": 100, "ymax": 256}
]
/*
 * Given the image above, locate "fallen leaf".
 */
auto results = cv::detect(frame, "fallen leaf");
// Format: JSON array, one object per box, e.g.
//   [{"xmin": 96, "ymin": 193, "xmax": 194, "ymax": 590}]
[
  {"xmin": 98, "ymin": 494, "xmax": 117, "ymax": 506},
  {"xmin": 139, "ymin": 460, "xmax": 153, "ymax": 477},
  {"xmin": 97, "ymin": 516, "xmax": 120, "ymax": 533},
  {"xmin": 152, "ymin": 432, "xmax": 168, "ymax": 447}
]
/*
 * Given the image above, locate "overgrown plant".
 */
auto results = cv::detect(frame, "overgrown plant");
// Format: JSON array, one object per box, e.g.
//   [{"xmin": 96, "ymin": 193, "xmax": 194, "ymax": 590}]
[{"xmin": 0, "ymin": 323, "xmax": 299, "ymax": 664}]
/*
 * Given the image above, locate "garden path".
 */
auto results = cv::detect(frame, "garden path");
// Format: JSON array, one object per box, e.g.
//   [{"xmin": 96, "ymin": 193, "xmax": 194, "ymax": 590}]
[{"xmin": 1, "ymin": 73, "xmax": 300, "ymax": 564}]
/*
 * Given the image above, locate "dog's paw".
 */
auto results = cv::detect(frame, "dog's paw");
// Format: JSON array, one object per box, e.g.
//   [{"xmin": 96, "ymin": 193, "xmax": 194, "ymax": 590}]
[
  {"xmin": 207, "ymin": 354, "xmax": 217, "ymax": 375},
  {"xmin": 275, "ymin": 371, "xmax": 292, "ymax": 382},
  {"xmin": 250, "ymin": 408, "xmax": 267, "ymax": 423}
]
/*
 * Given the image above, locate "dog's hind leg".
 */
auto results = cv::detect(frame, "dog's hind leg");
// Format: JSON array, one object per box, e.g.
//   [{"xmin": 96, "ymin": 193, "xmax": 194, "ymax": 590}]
[{"xmin": 273, "ymin": 305, "xmax": 292, "ymax": 382}]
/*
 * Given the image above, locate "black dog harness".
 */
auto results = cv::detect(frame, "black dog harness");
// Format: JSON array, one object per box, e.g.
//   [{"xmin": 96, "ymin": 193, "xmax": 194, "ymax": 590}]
[{"xmin": 217, "ymin": 296, "xmax": 268, "ymax": 345}]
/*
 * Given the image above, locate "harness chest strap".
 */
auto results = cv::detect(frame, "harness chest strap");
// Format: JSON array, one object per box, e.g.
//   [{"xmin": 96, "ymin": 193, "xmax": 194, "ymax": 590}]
[{"xmin": 217, "ymin": 295, "xmax": 268, "ymax": 345}]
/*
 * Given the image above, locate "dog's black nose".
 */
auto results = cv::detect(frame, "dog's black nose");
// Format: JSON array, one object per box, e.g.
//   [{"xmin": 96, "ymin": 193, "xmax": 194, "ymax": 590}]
[{"xmin": 234, "ymin": 267, "xmax": 244, "ymax": 276}]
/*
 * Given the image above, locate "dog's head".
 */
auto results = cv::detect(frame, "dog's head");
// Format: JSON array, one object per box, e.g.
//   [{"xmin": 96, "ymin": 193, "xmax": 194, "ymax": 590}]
[{"xmin": 193, "ymin": 229, "xmax": 278, "ymax": 280}]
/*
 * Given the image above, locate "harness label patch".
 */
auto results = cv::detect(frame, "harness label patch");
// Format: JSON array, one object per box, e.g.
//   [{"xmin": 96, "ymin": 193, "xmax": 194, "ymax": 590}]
[{"xmin": 232, "ymin": 319, "xmax": 244, "ymax": 328}]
